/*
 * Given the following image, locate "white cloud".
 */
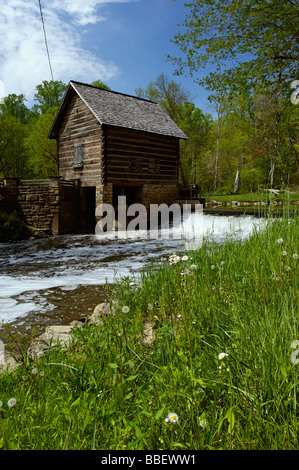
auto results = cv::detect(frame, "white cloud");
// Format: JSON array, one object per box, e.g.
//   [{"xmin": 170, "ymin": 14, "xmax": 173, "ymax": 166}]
[
  {"xmin": 0, "ymin": 0, "xmax": 136, "ymax": 104},
  {"xmin": 51, "ymin": 0, "xmax": 134, "ymax": 26}
]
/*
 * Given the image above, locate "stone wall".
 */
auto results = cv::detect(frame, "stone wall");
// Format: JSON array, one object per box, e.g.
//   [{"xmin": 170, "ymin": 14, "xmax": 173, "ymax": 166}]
[
  {"xmin": 17, "ymin": 179, "xmax": 60, "ymax": 232},
  {"xmin": 0, "ymin": 178, "xmax": 182, "ymax": 235},
  {"xmin": 140, "ymin": 184, "xmax": 180, "ymax": 212},
  {"xmin": 0, "ymin": 177, "xmax": 87, "ymax": 235},
  {"xmin": 96, "ymin": 183, "xmax": 113, "ymax": 207}
]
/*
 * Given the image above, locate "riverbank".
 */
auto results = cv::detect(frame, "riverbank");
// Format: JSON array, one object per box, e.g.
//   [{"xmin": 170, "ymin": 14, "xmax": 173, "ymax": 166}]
[
  {"xmin": 204, "ymin": 190, "xmax": 299, "ymax": 205},
  {"xmin": 0, "ymin": 212, "xmax": 298, "ymax": 450}
]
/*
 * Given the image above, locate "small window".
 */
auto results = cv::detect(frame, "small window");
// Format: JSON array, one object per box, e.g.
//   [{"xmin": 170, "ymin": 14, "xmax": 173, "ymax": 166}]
[{"xmin": 73, "ymin": 142, "xmax": 84, "ymax": 169}]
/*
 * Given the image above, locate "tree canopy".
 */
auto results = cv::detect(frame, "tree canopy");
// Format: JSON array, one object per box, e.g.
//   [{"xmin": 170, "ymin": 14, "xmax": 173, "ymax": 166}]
[
  {"xmin": 91, "ymin": 80, "xmax": 111, "ymax": 90},
  {"xmin": 33, "ymin": 80, "xmax": 67, "ymax": 114},
  {"xmin": 169, "ymin": 0, "xmax": 299, "ymax": 96},
  {"xmin": 135, "ymin": 73, "xmax": 192, "ymax": 122}
]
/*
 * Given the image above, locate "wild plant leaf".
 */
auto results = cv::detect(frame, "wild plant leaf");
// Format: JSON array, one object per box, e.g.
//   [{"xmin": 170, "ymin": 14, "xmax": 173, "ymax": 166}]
[
  {"xmin": 155, "ymin": 406, "xmax": 165, "ymax": 420},
  {"xmin": 108, "ymin": 363, "xmax": 118, "ymax": 369}
]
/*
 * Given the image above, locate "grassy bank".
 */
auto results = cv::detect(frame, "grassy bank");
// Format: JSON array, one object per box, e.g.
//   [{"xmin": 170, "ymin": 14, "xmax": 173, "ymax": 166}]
[
  {"xmin": 205, "ymin": 190, "xmax": 299, "ymax": 205},
  {"xmin": 0, "ymin": 214, "xmax": 298, "ymax": 450}
]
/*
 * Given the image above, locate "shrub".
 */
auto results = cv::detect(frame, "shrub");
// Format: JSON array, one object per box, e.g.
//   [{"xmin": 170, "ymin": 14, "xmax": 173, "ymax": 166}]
[{"xmin": 0, "ymin": 211, "xmax": 31, "ymax": 242}]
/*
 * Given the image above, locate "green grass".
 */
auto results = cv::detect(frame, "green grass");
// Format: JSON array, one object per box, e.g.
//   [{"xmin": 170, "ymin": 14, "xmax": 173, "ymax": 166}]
[
  {"xmin": 0, "ymin": 214, "xmax": 298, "ymax": 450},
  {"xmin": 205, "ymin": 191, "xmax": 299, "ymax": 204}
]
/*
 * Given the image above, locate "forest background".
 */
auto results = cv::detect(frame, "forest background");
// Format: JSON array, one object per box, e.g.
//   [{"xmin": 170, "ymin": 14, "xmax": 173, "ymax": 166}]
[{"xmin": 0, "ymin": 0, "xmax": 299, "ymax": 195}]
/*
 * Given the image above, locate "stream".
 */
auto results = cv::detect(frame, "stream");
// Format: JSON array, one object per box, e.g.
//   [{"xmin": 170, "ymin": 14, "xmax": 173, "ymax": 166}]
[{"xmin": 0, "ymin": 212, "xmax": 267, "ymax": 330}]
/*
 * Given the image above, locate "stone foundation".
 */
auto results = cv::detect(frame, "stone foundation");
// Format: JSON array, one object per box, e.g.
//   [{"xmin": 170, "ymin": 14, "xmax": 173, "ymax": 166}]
[
  {"xmin": 0, "ymin": 178, "xmax": 182, "ymax": 235},
  {"xmin": 140, "ymin": 184, "xmax": 180, "ymax": 211},
  {"xmin": 0, "ymin": 177, "xmax": 89, "ymax": 235},
  {"xmin": 95, "ymin": 183, "xmax": 113, "ymax": 207}
]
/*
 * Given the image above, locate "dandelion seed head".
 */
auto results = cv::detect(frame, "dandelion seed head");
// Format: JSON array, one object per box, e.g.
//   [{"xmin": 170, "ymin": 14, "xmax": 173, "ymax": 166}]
[
  {"xmin": 293, "ymin": 254, "xmax": 298, "ymax": 259},
  {"xmin": 190, "ymin": 264, "xmax": 197, "ymax": 270},
  {"xmin": 181, "ymin": 269, "xmax": 190, "ymax": 276},
  {"xmin": 7, "ymin": 398, "xmax": 16, "ymax": 408},
  {"xmin": 198, "ymin": 417, "xmax": 208, "ymax": 429},
  {"xmin": 122, "ymin": 306, "xmax": 129, "ymax": 313},
  {"xmin": 277, "ymin": 238, "xmax": 283, "ymax": 244},
  {"xmin": 282, "ymin": 251, "xmax": 287, "ymax": 256}
]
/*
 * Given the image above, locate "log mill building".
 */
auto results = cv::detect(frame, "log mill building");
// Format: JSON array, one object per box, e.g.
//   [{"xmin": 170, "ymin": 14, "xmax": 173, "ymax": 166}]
[{"xmin": 48, "ymin": 80, "xmax": 188, "ymax": 222}]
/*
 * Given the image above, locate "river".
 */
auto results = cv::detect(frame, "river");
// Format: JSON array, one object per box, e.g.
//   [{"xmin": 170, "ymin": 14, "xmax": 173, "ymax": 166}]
[{"xmin": 0, "ymin": 212, "xmax": 267, "ymax": 331}]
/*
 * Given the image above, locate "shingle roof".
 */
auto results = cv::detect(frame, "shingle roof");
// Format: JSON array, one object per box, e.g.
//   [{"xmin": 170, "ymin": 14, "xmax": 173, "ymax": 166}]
[{"xmin": 49, "ymin": 81, "xmax": 188, "ymax": 140}]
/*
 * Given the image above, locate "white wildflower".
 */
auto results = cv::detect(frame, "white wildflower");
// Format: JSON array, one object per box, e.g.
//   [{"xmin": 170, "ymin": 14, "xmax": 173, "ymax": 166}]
[
  {"xmin": 165, "ymin": 412, "xmax": 178, "ymax": 423},
  {"xmin": 218, "ymin": 352, "xmax": 229, "ymax": 360}
]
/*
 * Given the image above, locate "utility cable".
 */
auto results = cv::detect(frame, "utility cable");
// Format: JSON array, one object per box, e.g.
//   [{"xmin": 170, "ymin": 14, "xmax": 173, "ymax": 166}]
[{"xmin": 38, "ymin": 0, "xmax": 54, "ymax": 81}]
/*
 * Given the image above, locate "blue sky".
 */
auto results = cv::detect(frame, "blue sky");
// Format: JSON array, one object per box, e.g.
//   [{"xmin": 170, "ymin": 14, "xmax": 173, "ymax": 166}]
[{"xmin": 0, "ymin": 0, "xmax": 212, "ymax": 114}]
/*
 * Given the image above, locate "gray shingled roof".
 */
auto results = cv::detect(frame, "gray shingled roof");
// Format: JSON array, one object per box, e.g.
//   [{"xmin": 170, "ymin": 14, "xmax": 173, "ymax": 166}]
[{"xmin": 49, "ymin": 81, "xmax": 188, "ymax": 140}]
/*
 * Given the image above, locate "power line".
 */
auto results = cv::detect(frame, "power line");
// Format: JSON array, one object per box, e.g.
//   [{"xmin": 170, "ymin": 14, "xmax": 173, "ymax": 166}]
[{"xmin": 38, "ymin": 0, "xmax": 54, "ymax": 81}]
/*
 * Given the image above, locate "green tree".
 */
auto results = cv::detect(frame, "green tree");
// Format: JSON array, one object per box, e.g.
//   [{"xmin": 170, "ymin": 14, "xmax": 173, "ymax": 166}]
[
  {"xmin": 170, "ymin": 0, "xmax": 299, "ymax": 95},
  {"xmin": 178, "ymin": 102, "xmax": 213, "ymax": 188},
  {"xmin": 25, "ymin": 107, "xmax": 58, "ymax": 177},
  {"xmin": 0, "ymin": 94, "xmax": 32, "ymax": 124},
  {"xmin": 33, "ymin": 80, "xmax": 67, "ymax": 114},
  {"xmin": 0, "ymin": 114, "xmax": 28, "ymax": 177},
  {"xmin": 91, "ymin": 80, "xmax": 111, "ymax": 90},
  {"xmin": 251, "ymin": 89, "xmax": 299, "ymax": 187},
  {"xmin": 135, "ymin": 73, "xmax": 192, "ymax": 122}
]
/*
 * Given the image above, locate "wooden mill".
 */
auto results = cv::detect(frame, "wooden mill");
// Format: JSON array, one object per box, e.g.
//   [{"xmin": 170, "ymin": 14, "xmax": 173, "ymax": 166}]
[{"xmin": 48, "ymin": 81, "xmax": 188, "ymax": 223}]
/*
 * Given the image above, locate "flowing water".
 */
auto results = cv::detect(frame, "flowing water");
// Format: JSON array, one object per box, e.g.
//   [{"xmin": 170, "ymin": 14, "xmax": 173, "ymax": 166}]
[{"xmin": 0, "ymin": 213, "xmax": 267, "ymax": 331}]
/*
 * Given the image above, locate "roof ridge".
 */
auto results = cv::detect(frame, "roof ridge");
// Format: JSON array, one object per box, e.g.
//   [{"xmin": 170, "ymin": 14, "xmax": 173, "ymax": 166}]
[{"xmin": 70, "ymin": 80, "xmax": 157, "ymax": 105}]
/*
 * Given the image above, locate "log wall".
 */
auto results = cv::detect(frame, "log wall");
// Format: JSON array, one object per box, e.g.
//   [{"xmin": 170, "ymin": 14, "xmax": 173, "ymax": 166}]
[
  {"xmin": 57, "ymin": 91, "xmax": 104, "ymax": 188},
  {"xmin": 105, "ymin": 126, "xmax": 179, "ymax": 185}
]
